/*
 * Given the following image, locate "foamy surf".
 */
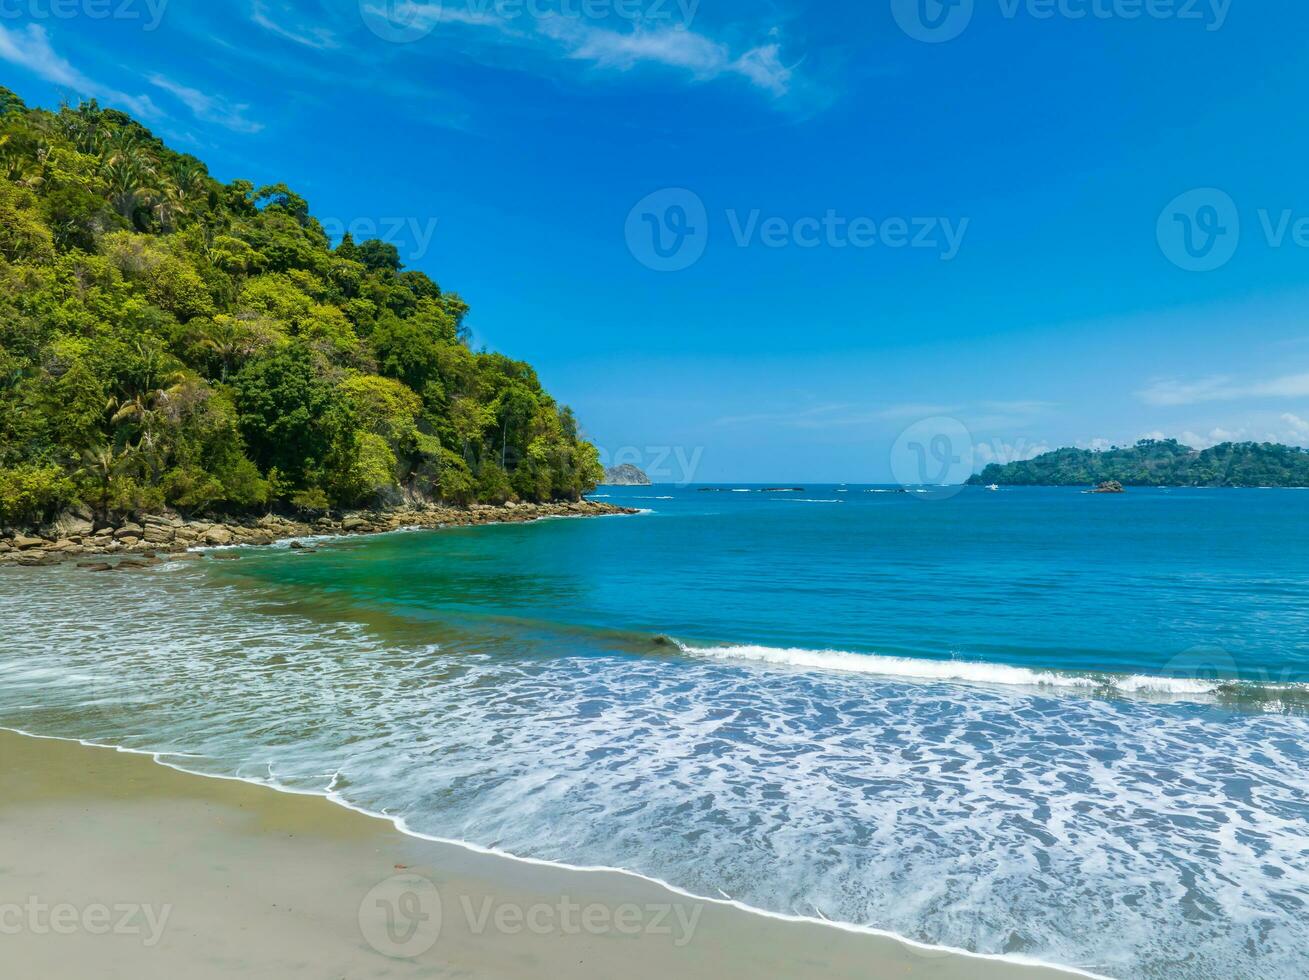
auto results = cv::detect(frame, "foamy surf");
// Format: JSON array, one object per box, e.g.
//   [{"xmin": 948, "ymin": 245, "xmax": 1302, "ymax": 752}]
[{"xmin": 675, "ymin": 641, "xmax": 1306, "ymax": 701}]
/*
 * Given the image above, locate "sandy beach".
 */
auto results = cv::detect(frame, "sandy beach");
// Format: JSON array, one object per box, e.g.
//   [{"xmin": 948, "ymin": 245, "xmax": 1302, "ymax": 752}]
[{"xmin": 0, "ymin": 730, "xmax": 1077, "ymax": 979}]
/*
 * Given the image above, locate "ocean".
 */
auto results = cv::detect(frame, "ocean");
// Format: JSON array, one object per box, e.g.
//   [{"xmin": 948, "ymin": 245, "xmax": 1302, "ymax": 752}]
[{"xmin": 1, "ymin": 485, "xmax": 1307, "ymax": 978}]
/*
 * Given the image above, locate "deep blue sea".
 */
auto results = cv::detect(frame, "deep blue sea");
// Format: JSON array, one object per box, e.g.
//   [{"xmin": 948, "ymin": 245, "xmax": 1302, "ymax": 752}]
[{"xmin": 2, "ymin": 486, "xmax": 1307, "ymax": 978}]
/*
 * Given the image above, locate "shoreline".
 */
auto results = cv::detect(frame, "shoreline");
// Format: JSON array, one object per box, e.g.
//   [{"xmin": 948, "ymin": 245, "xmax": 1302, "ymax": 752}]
[
  {"xmin": 0, "ymin": 499, "xmax": 639, "ymax": 568},
  {"xmin": 0, "ymin": 727, "xmax": 1092, "ymax": 979}
]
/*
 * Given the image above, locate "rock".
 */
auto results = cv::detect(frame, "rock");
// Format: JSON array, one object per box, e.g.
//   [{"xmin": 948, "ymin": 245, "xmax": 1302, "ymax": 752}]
[
  {"xmin": 342, "ymin": 516, "xmax": 371, "ymax": 532},
  {"xmin": 115, "ymin": 559, "xmax": 150, "ymax": 570},
  {"xmin": 209, "ymin": 552, "xmax": 242, "ymax": 561},
  {"xmin": 1091, "ymin": 481, "xmax": 1126, "ymax": 494},
  {"xmin": 143, "ymin": 525, "xmax": 176, "ymax": 545},
  {"xmin": 46, "ymin": 540, "xmax": 81, "ymax": 553},
  {"xmin": 51, "ymin": 514, "xmax": 94, "ymax": 538},
  {"xmin": 116, "ymin": 534, "xmax": 141, "ymax": 546},
  {"xmin": 289, "ymin": 540, "xmax": 305, "ymax": 550},
  {"xmin": 114, "ymin": 524, "xmax": 144, "ymax": 540},
  {"xmin": 603, "ymin": 464, "xmax": 652, "ymax": 486},
  {"xmin": 202, "ymin": 526, "xmax": 234, "ymax": 546},
  {"xmin": 13, "ymin": 535, "xmax": 46, "ymax": 550},
  {"xmin": 78, "ymin": 562, "xmax": 114, "ymax": 572},
  {"xmin": 15, "ymin": 554, "xmax": 56, "ymax": 566}
]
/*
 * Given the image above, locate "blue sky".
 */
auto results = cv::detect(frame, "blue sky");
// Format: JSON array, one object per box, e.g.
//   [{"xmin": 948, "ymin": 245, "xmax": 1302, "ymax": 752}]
[{"xmin": 2, "ymin": 0, "xmax": 1308, "ymax": 482}]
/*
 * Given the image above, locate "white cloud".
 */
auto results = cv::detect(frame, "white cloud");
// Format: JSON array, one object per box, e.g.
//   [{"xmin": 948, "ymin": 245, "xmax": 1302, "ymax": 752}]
[
  {"xmin": 148, "ymin": 74, "xmax": 263, "ymax": 134},
  {"xmin": 252, "ymin": 0, "xmax": 339, "ymax": 50},
  {"xmin": 1139, "ymin": 371, "xmax": 1309, "ymax": 406},
  {"xmin": 730, "ymin": 43, "xmax": 791, "ymax": 96},
  {"xmin": 371, "ymin": 2, "xmax": 795, "ymax": 97},
  {"xmin": 974, "ymin": 439, "xmax": 1050, "ymax": 467},
  {"xmin": 0, "ymin": 23, "xmax": 158, "ymax": 119}
]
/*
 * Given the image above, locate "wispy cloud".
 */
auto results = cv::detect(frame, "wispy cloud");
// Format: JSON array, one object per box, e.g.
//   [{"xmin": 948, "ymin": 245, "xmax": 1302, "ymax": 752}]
[
  {"xmin": 0, "ymin": 23, "xmax": 158, "ymax": 118},
  {"xmin": 148, "ymin": 74, "xmax": 263, "ymax": 134},
  {"xmin": 975, "ymin": 438, "xmax": 1050, "ymax": 467},
  {"xmin": 540, "ymin": 17, "xmax": 793, "ymax": 95},
  {"xmin": 1138, "ymin": 371, "xmax": 1309, "ymax": 406},
  {"xmin": 366, "ymin": 2, "xmax": 797, "ymax": 97},
  {"xmin": 1135, "ymin": 416, "xmax": 1309, "ymax": 450},
  {"xmin": 251, "ymin": 0, "xmax": 339, "ymax": 50}
]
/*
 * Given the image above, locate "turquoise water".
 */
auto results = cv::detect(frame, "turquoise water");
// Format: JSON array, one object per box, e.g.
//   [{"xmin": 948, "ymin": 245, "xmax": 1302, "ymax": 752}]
[{"xmin": 2, "ymin": 486, "xmax": 1308, "ymax": 977}]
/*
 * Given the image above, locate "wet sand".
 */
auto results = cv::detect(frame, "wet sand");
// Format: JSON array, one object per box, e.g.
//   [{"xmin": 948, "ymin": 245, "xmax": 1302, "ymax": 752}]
[{"xmin": 0, "ymin": 730, "xmax": 1081, "ymax": 979}]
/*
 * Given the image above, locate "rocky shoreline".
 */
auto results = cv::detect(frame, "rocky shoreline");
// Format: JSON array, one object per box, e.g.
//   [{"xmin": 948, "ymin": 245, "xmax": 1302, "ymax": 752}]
[{"xmin": 0, "ymin": 500, "xmax": 638, "ymax": 569}]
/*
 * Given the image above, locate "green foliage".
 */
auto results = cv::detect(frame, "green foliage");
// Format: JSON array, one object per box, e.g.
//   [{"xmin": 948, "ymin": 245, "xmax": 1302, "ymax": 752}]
[
  {"xmin": 0, "ymin": 464, "xmax": 76, "ymax": 526},
  {"xmin": 0, "ymin": 89, "xmax": 601, "ymax": 524},
  {"xmin": 971, "ymin": 439, "xmax": 1309, "ymax": 488}
]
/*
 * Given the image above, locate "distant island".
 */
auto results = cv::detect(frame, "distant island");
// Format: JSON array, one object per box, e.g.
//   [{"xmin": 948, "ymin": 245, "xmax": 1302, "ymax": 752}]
[
  {"xmin": 970, "ymin": 440, "xmax": 1309, "ymax": 488},
  {"xmin": 603, "ymin": 464, "xmax": 651, "ymax": 486}
]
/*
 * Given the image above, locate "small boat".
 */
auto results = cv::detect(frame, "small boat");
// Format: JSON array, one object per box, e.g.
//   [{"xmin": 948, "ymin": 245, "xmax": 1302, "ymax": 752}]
[{"xmin": 986, "ymin": 484, "xmax": 1000, "ymax": 492}]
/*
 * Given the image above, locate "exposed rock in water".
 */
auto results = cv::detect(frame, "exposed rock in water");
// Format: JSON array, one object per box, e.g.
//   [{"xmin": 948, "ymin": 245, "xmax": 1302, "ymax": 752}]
[
  {"xmin": 603, "ymin": 464, "xmax": 651, "ymax": 486},
  {"xmin": 1090, "ymin": 481, "xmax": 1126, "ymax": 494}
]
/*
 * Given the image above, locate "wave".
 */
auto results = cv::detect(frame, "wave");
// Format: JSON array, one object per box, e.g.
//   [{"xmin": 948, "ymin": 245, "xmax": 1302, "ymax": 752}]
[{"xmin": 676, "ymin": 642, "xmax": 1309, "ymax": 704}]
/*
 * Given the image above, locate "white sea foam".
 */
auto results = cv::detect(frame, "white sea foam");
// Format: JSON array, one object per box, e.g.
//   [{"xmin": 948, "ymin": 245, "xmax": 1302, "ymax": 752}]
[
  {"xmin": 2, "ymin": 564, "xmax": 1307, "ymax": 978},
  {"xmin": 673, "ymin": 642, "xmax": 1291, "ymax": 698}
]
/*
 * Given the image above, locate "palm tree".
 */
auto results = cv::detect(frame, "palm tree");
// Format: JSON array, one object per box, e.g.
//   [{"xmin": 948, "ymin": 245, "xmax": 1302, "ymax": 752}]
[{"xmin": 79, "ymin": 445, "xmax": 132, "ymax": 520}]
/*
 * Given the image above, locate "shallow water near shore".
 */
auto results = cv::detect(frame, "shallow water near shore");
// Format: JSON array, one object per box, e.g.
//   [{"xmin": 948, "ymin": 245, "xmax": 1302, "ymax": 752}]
[{"xmin": 2, "ymin": 486, "xmax": 1307, "ymax": 978}]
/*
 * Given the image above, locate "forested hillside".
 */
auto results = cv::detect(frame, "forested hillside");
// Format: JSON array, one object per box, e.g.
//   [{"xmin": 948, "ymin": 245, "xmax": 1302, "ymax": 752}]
[
  {"xmin": 0, "ymin": 87, "xmax": 601, "ymax": 527},
  {"xmin": 970, "ymin": 439, "xmax": 1309, "ymax": 487}
]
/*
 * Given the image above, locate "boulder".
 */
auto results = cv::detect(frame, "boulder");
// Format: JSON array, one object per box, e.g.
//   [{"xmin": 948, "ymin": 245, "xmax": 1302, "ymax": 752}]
[
  {"xmin": 15, "ymin": 554, "xmax": 56, "ymax": 566},
  {"xmin": 202, "ymin": 526, "xmax": 234, "ymax": 546},
  {"xmin": 143, "ymin": 525, "xmax": 176, "ymax": 545},
  {"xmin": 13, "ymin": 535, "xmax": 46, "ymax": 550},
  {"xmin": 114, "ymin": 524, "xmax": 144, "ymax": 540},
  {"xmin": 51, "ymin": 514, "xmax": 94, "ymax": 539}
]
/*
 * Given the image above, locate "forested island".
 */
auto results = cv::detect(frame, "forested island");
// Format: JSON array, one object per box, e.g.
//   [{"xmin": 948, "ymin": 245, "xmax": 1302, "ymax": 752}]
[
  {"xmin": 970, "ymin": 439, "xmax": 1309, "ymax": 488},
  {"xmin": 0, "ymin": 88, "xmax": 602, "ymax": 530}
]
